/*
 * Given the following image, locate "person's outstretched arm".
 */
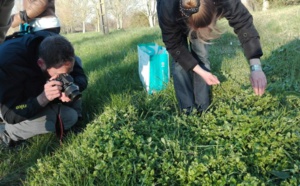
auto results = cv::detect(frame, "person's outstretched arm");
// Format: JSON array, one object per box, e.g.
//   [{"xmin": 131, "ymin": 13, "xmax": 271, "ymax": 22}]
[
  {"xmin": 220, "ymin": 0, "xmax": 267, "ymax": 95},
  {"xmin": 10, "ymin": 0, "xmax": 48, "ymax": 28}
]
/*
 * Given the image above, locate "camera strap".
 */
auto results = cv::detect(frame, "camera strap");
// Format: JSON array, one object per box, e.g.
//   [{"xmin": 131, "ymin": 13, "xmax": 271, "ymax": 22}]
[{"xmin": 55, "ymin": 103, "xmax": 65, "ymax": 145}]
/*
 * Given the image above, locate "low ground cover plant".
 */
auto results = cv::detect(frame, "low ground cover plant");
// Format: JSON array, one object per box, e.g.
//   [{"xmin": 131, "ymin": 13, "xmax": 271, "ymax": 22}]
[{"xmin": 0, "ymin": 5, "xmax": 299, "ymax": 186}]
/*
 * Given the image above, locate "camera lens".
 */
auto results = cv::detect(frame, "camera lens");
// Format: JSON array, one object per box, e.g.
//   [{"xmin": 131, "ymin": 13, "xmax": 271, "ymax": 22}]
[{"xmin": 64, "ymin": 84, "xmax": 82, "ymax": 101}]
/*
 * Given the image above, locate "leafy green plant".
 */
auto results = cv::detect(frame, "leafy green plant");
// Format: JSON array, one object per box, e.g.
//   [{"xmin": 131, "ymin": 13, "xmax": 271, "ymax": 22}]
[{"xmin": 0, "ymin": 6, "xmax": 300, "ymax": 186}]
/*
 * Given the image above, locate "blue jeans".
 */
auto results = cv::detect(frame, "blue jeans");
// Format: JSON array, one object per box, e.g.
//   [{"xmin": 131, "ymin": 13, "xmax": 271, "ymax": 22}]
[{"xmin": 172, "ymin": 40, "xmax": 211, "ymax": 114}]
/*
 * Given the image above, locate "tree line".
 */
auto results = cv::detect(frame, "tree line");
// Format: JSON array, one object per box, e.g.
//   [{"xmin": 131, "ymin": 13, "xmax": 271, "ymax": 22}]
[
  {"xmin": 55, "ymin": 0, "xmax": 157, "ymax": 34},
  {"xmin": 12, "ymin": 0, "xmax": 300, "ymax": 34}
]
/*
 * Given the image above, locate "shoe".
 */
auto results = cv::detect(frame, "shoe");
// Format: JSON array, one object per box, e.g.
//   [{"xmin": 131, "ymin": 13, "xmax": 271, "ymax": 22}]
[{"xmin": 0, "ymin": 124, "xmax": 12, "ymax": 147}]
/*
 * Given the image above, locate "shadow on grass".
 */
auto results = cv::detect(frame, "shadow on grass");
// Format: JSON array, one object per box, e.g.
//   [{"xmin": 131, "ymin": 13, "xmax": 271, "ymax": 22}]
[
  {"xmin": 264, "ymin": 38, "xmax": 300, "ymax": 94},
  {"xmin": 75, "ymin": 29, "xmax": 163, "ymax": 123},
  {"xmin": 0, "ymin": 134, "xmax": 59, "ymax": 185},
  {"xmin": 209, "ymin": 32, "xmax": 241, "ymax": 83},
  {"xmin": 262, "ymin": 38, "xmax": 300, "ymax": 110}
]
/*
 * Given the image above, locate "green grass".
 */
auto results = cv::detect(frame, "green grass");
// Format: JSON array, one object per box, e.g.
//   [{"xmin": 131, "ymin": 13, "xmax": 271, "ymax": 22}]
[{"xmin": 1, "ymin": 6, "xmax": 300, "ymax": 186}]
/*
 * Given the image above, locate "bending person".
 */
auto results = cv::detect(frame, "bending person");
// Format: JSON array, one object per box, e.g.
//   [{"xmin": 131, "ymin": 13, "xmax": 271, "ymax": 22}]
[{"xmin": 157, "ymin": 0, "xmax": 267, "ymax": 114}]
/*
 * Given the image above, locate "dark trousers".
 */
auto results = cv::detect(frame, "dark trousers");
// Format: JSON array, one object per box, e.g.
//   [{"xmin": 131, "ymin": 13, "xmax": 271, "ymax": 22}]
[{"xmin": 172, "ymin": 40, "xmax": 211, "ymax": 113}]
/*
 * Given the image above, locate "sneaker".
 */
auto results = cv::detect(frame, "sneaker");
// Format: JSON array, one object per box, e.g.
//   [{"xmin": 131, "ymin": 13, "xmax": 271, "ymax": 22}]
[{"xmin": 0, "ymin": 124, "xmax": 12, "ymax": 147}]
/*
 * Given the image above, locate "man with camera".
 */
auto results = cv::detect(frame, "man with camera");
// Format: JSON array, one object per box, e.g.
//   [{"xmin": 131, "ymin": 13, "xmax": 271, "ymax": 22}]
[{"xmin": 0, "ymin": 31, "xmax": 88, "ymax": 147}]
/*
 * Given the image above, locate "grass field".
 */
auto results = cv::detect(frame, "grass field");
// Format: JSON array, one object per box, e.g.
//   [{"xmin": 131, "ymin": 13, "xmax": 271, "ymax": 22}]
[{"xmin": 0, "ymin": 5, "xmax": 300, "ymax": 186}]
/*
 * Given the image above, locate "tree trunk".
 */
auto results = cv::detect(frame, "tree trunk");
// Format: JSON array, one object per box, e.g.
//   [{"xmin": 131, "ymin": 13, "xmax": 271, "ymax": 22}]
[
  {"xmin": 262, "ymin": 0, "xmax": 269, "ymax": 11},
  {"xmin": 148, "ymin": 15, "xmax": 154, "ymax": 27},
  {"xmin": 117, "ymin": 14, "xmax": 123, "ymax": 29},
  {"xmin": 82, "ymin": 21, "xmax": 86, "ymax": 33},
  {"xmin": 98, "ymin": 0, "xmax": 108, "ymax": 34},
  {"xmin": 97, "ymin": 18, "xmax": 100, "ymax": 32}
]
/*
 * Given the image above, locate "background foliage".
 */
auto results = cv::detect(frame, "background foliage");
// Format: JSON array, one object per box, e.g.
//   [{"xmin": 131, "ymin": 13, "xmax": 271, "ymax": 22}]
[
  {"xmin": 0, "ymin": 5, "xmax": 300, "ymax": 186},
  {"xmin": 262, "ymin": 0, "xmax": 300, "ymax": 6},
  {"xmin": 9, "ymin": 0, "xmax": 300, "ymax": 35}
]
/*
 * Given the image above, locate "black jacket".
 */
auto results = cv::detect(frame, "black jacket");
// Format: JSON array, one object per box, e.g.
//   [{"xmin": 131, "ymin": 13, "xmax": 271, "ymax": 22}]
[
  {"xmin": 0, "ymin": 31, "xmax": 88, "ymax": 124},
  {"xmin": 157, "ymin": 0, "xmax": 263, "ymax": 71}
]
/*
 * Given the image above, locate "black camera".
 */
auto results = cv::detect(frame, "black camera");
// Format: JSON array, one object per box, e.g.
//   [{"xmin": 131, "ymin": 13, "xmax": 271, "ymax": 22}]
[{"xmin": 55, "ymin": 74, "xmax": 82, "ymax": 101}]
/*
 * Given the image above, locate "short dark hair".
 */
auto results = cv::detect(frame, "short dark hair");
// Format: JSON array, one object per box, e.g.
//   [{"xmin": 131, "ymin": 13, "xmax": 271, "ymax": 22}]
[{"xmin": 38, "ymin": 35, "xmax": 75, "ymax": 68}]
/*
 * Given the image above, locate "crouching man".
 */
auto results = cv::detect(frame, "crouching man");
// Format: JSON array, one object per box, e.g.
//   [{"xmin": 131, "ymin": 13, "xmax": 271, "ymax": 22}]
[{"xmin": 0, "ymin": 31, "xmax": 88, "ymax": 147}]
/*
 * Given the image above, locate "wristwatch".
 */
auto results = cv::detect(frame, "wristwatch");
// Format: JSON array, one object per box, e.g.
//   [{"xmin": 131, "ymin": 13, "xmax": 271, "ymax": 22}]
[{"xmin": 250, "ymin": 64, "xmax": 262, "ymax": 72}]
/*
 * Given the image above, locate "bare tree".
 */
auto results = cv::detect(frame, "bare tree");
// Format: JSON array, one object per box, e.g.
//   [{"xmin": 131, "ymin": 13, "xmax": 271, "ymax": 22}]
[
  {"xmin": 90, "ymin": 0, "xmax": 109, "ymax": 34},
  {"xmin": 73, "ymin": 0, "xmax": 92, "ymax": 33},
  {"xmin": 56, "ymin": 0, "xmax": 79, "ymax": 33},
  {"xmin": 136, "ymin": 0, "xmax": 157, "ymax": 27},
  {"xmin": 262, "ymin": 0, "xmax": 270, "ymax": 11},
  {"xmin": 106, "ymin": 0, "xmax": 135, "ymax": 29},
  {"xmin": 106, "ymin": 0, "xmax": 124, "ymax": 29}
]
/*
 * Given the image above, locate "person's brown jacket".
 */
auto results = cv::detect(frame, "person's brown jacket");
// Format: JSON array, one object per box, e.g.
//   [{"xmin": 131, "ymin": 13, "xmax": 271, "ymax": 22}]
[{"xmin": 157, "ymin": 0, "xmax": 263, "ymax": 71}]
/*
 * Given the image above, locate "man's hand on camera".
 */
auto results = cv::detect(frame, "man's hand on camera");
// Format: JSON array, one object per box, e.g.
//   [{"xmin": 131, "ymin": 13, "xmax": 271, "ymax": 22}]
[
  {"xmin": 44, "ymin": 80, "xmax": 63, "ymax": 101},
  {"xmin": 37, "ymin": 79, "xmax": 63, "ymax": 107},
  {"xmin": 46, "ymin": 74, "xmax": 62, "ymax": 100}
]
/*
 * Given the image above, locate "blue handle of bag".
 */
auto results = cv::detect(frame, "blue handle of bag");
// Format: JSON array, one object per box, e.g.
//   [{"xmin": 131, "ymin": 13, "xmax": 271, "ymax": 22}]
[{"xmin": 138, "ymin": 43, "xmax": 161, "ymax": 56}]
